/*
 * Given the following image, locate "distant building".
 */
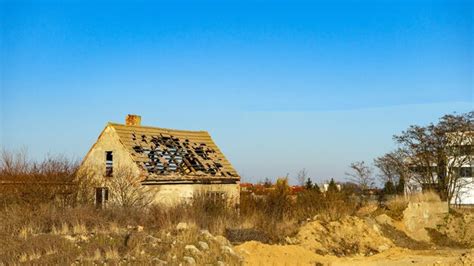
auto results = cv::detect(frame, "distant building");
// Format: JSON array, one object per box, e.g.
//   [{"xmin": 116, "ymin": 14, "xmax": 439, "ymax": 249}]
[
  {"xmin": 405, "ymin": 132, "xmax": 474, "ymax": 205},
  {"xmin": 322, "ymin": 183, "xmax": 341, "ymax": 192}
]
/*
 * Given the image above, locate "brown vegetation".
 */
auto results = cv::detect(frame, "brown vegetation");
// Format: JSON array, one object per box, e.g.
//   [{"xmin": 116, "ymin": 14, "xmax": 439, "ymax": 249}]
[
  {"xmin": 1, "ymin": 150, "xmax": 472, "ymax": 265},
  {"xmin": 0, "ymin": 150, "xmax": 78, "ymax": 207},
  {"xmin": 0, "ymin": 150, "xmax": 367, "ymax": 263}
]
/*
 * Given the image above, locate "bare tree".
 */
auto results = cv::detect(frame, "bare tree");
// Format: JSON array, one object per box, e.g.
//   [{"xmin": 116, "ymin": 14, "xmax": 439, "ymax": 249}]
[
  {"xmin": 106, "ymin": 166, "xmax": 153, "ymax": 208},
  {"xmin": 374, "ymin": 149, "xmax": 412, "ymax": 194},
  {"xmin": 0, "ymin": 149, "xmax": 78, "ymax": 206},
  {"xmin": 0, "ymin": 148, "xmax": 30, "ymax": 178},
  {"xmin": 345, "ymin": 161, "xmax": 374, "ymax": 191},
  {"xmin": 393, "ymin": 112, "xmax": 473, "ymax": 203},
  {"xmin": 296, "ymin": 168, "xmax": 308, "ymax": 186},
  {"xmin": 74, "ymin": 166, "xmax": 101, "ymax": 205}
]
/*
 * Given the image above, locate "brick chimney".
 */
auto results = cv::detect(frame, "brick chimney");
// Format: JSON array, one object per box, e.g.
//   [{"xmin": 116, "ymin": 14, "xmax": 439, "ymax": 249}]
[{"xmin": 126, "ymin": 114, "xmax": 141, "ymax": 126}]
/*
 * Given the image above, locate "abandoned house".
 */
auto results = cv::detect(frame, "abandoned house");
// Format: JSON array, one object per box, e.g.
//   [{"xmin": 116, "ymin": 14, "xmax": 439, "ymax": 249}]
[{"xmin": 79, "ymin": 115, "xmax": 240, "ymax": 207}]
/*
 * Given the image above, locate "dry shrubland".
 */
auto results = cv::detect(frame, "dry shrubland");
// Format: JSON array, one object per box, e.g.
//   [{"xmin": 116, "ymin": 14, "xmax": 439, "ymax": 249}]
[
  {"xmin": 1, "ymin": 150, "xmax": 473, "ymax": 264},
  {"xmin": 0, "ymin": 195, "xmax": 245, "ymax": 264},
  {"xmin": 0, "ymin": 150, "xmax": 78, "ymax": 206},
  {"xmin": 378, "ymin": 191, "xmax": 441, "ymax": 220},
  {"xmin": 0, "ymin": 150, "xmax": 367, "ymax": 263}
]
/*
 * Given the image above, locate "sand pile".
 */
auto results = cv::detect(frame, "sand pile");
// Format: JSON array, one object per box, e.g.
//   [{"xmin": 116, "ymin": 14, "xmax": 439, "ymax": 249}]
[
  {"xmin": 401, "ymin": 201, "xmax": 448, "ymax": 242},
  {"xmin": 458, "ymin": 249, "xmax": 474, "ymax": 265},
  {"xmin": 235, "ymin": 209, "xmax": 473, "ymax": 265},
  {"xmin": 296, "ymin": 216, "xmax": 393, "ymax": 256},
  {"xmin": 236, "ymin": 243, "xmax": 472, "ymax": 266},
  {"xmin": 437, "ymin": 211, "xmax": 474, "ymax": 247},
  {"xmin": 235, "ymin": 241, "xmax": 331, "ymax": 265}
]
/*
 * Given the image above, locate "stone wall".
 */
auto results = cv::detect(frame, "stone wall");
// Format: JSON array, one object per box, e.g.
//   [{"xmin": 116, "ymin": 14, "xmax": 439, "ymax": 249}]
[{"xmin": 146, "ymin": 183, "xmax": 240, "ymax": 206}]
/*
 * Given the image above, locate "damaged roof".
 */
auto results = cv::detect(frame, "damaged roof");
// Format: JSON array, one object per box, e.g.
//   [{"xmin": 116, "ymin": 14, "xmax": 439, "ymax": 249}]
[{"xmin": 109, "ymin": 122, "xmax": 239, "ymax": 182}]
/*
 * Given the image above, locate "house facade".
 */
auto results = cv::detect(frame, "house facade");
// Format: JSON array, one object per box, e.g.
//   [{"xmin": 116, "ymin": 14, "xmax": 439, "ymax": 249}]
[
  {"xmin": 405, "ymin": 170, "xmax": 474, "ymax": 205},
  {"xmin": 79, "ymin": 115, "xmax": 240, "ymax": 207},
  {"xmin": 404, "ymin": 132, "xmax": 474, "ymax": 205}
]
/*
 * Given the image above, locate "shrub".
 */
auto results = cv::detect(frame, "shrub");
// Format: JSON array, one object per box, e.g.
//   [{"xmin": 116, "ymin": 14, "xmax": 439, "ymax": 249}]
[
  {"xmin": 0, "ymin": 150, "xmax": 78, "ymax": 207},
  {"xmin": 266, "ymin": 178, "xmax": 292, "ymax": 221},
  {"xmin": 0, "ymin": 150, "xmax": 369, "ymax": 255},
  {"xmin": 384, "ymin": 196, "xmax": 408, "ymax": 220},
  {"xmin": 407, "ymin": 191, "xmax": 440, "ymax": 203},
  {"xmin": 296, "ymin": 189, "xmax": 323, "ymax": 219}
]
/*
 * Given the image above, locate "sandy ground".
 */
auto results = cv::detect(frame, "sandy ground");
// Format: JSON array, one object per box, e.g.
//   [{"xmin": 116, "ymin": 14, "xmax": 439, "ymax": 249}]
[
  {"xmin": 335, "ymin": 248, "xmax": 473, "ymax": 266},
  {"xmin": 235, "ymin": 241, "xmax": 474, "ymax": 266},
  {"xmin": 235, "ymin": 202, "xmax": 474, "ymax": 265},
  {"xmin": 235, "ymin": 241, "xmax": 331, "ymax": 266}
]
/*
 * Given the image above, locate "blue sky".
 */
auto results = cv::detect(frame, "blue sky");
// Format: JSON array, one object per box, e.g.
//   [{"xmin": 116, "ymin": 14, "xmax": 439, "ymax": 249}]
[{"xmin": 1, "ymin": 0, "xmax": 472, "ymax": 184}]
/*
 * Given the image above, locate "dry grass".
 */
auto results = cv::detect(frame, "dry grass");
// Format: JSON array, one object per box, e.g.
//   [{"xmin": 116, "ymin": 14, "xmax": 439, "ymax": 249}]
[
  {"xmin": 382, "ymin": 191, "xmax": 441, "ymax": 220},
  {"xmin": 0, "ymin": 150, "xmax": 371, "ymax": 263},
  {"xmin": 18, "ymin": 250, "xmax": 42, "ymax": 262},
  {"xmin": 52, "ymin": 223, "xmax": 70, "ymax": 235},
  {"xmin": 295, "ymin": 183, "xmax": 359, "ymax": 222},
  {"xmin": 0, "ymin": 181, "xmax": 365, "ymax": 261},
  {"xmin": 385, "ymin": 196, "xmax": 409, "ymax": 220},
  {"xmin": 18, "ymin": 226, "xmax": 34, "ymax": 239},
  {"xmin": 90, "ymin": 249, "xmax": 102, "ymax": 261},
  {"xmin": 109, "ymin": 222, "xmax": 121, "ymax": 234},
  {"xmin": 45, "ymin": 245, "xmax": 58, "ymax": 256},
  {"xmin": 72, "ymin": 222, "xmax": 87, "ymax": 235},
  {"xmin": 104, "ymin": 247, "xmax": 120, "ymax": 260},
  {"xmin": 407, "ymin": 191, "xmax": 441, "ymax": 202}
]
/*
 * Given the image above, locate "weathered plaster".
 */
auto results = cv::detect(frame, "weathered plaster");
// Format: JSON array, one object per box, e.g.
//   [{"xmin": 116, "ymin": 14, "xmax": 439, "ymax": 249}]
[{"xmin": 79, "ymin": 124, "xmax": 240, "ymax": 206}]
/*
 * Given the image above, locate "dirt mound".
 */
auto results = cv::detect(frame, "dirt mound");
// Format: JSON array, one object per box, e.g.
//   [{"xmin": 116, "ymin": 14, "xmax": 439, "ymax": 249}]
[
  {"xmin": 337, "ymin": 247, "xmax": 473, "ymax": 266},
  {"xmin": 235, "ymin": 241, "xmax": 331, "ymax": 265},
  {"xmin": 402, "ymin": 201, "xmax": 448, "ymax": 242},
  {"xmin": 458, "ymin": 249, "xmax": 474, "ymax": 265},
  {"xmin": 378, "ymin": 223, "xmax": 432, "ymax": 250},
  {"xmin": 437, "ymin": 210, "xmax": 474, "ymax": 247},
  {"xmin": 296, "ymin": 216, "xmax": 393, "ymax": 256},
  {"xmin": 236, "ymin": 242, "xmax": 472, "ymax": 266}
]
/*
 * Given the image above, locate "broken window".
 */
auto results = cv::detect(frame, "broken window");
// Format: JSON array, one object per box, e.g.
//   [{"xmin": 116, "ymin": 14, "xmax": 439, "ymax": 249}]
[
  {"xmin": 95, "ymin": 187, "xmax": 109, "ymax": 207},
  {"xmin": 205, "ymin": 191, "xmax": 225, "ymax": 203},
  {"xmin": 105, "ymin": 151, "xmax": 113, "ymax": 177}
]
